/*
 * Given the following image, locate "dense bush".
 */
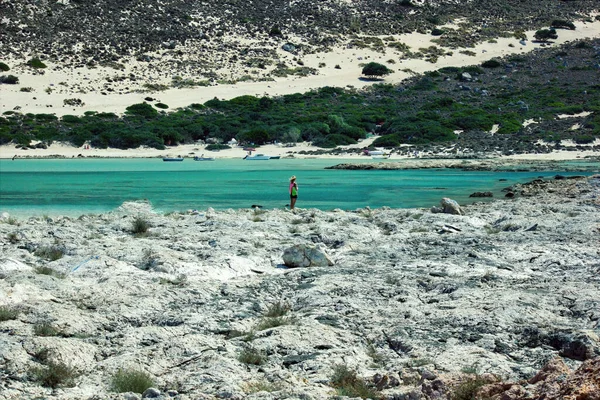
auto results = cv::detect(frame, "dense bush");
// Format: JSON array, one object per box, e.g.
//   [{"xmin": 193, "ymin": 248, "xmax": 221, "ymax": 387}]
[
  {"xmin": 330, "ymin": 364, "xmax": 379, "ymax": 399},
  {"xmin": 1, "ymin": 41, "xmax": 598, "ymax": 152},
  {"xmin": 481, "ymin": 59, "xmax": 502, "ymax": 68},
  {"xmin": 125, "ymin": 103, "xmax": 158, "ymax": 118},
  {"xmin": 0, "ymin": 75, "xmax": 19, "ymax": 84},
  {"xmin": 26, "ymin": 57, "xmax": 47, "ymax": 68},
  {"xmin": 551, "ymin": 20, "xmax": 576, "ymax": 30},
  {"xmin": 534, "ymin": 28, "xmax": 558, "ymax": 41},
  {"xmin": 205, "ymin": 144, "xmax": 231, "ymax": 151},
  {"xmin": 362, "ymin": 62, "xmax": 393, "ymax": 78},
  {"xmin": 111, "ymin": 369, "xmax": 154, "ymax": 393},
  {"xmin": 31, "ymin": 361, "xmax": 78, "ymax": 388},
  {"xmin": 0, "ymin": 62, "xmax": 9, "ymax": 71}
]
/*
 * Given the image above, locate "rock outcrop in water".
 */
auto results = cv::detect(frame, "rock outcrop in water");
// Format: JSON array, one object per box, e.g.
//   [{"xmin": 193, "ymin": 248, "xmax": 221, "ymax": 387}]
[
  {"xmin": 326, "ymin": 159, "xmax": 600, "ymax": 172},
  {"xmin": 0, "ymin": 175, "xmax": 599, "ymax": 399}
]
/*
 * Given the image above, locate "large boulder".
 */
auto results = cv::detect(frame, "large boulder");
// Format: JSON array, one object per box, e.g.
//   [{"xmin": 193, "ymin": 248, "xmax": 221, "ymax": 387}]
[
  {"xmin": 435, "ymin": 198, "xmax": 464, "ymax": 215},
  {"xmin": 282, "ymin": 244, "xmax": 334, "ymax": 268}
]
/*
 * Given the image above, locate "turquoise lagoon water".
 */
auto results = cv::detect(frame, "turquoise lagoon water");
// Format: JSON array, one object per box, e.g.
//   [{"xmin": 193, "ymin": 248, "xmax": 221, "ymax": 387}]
[{"xmin": 0, "ymin": 158, "xmax": 595, "ymax": 216}]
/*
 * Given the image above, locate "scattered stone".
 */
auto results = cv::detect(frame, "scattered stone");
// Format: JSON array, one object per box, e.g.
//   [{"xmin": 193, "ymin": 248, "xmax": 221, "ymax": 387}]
[
  {"xmin": 142, "ymin": 387, "xmax": 161, "ymax": 398},
  {"xmin": 282, "ymin": 244, "xmax": 334, "ymax": 268},
  {"xmin": 439, "ymin": 197, "xmax": 464, "ymax": 215},
  {"xmin": 469, "ymin": 191, "xmax": 493, "ymax": 197}
]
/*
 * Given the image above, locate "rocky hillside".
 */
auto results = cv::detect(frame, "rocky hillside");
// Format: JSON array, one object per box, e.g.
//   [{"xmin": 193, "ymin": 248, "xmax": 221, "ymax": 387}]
[
  {"xmin": 1, "ymin": 0, "xmax": 598, "ymax": 66},
  {"xmin": 0, "ymin": 175, "xmax": 599, "ymax": 399}
]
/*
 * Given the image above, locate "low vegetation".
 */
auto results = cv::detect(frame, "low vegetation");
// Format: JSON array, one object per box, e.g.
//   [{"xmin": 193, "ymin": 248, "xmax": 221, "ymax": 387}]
[
  {"xmin": 330, "ymin": 364, "xmax": 380, "ymax": 399},
  {"xmin": 34, "ymin": 245, "xmax": 65, "ymax": 261},
  {"xmin": 33, "ymin": 322, "xmax": 63, "ymax": 337},
  {"xmin": 111, "ymin": 369, "xmax": 155, "ymax": 394},
  {"xmin": 34, "ymin": 265, "xmax": 66, "ymax": 278},
  {"xmin": 30, "ymin": 361, "xmax": 78, "ymax": 388},
  {"xmin": 238, "ymin": 347, "xmax": 266, "ymax": 365},
  {"xmin": 0, "ymin": 305, "xmax": 19, "ymax": 322},
  {"xmin": 131, "ymin": 217, "xmax": 150, "ymax": 236},
  {"xmin": 26, "ymin": 57, "xmax": 47, "ymax": 69},
  {"xmin": 450, "ymin": 376, "xmax": 488, "ymax": 400},
  {"xmin": 1, "ymin": 40, "xmax": 599, "ymax": 153}
]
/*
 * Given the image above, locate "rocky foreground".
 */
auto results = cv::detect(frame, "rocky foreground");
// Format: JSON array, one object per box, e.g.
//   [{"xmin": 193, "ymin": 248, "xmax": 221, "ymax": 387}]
[{"xmin": 1, "ymin": 176, "xmax": 599, "ymax": 400}]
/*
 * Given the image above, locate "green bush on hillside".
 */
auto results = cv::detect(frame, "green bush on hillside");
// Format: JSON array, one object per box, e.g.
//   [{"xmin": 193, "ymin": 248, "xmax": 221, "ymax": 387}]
[
  {"xmin": 27, "ymin": 58, "xmax": 47, "ymax": 69},
  {"xmin": 0, "ymin": 75, "xmax": 19, "ymax": 84}
]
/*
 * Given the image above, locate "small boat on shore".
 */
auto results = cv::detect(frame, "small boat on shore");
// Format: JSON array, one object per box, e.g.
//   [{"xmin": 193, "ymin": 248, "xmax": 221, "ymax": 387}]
[
  {"xmin": 194, "ymin": 156, "xmax": 215, "ymax": 161},
  {"xmin": 243, "ymin": 154, "xmax": 277, "ymax": 160},
  {"xmin": 163, "ymin": 157, "xmax": 184, "ymax": 162},
  {"xmin": 372, "ymin": 155, "xmax": 390, "ymax": 160}
]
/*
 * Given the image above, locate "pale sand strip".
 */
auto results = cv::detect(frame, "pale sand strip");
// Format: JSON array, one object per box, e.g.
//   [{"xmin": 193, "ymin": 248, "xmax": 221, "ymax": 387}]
[
  {"xmin": 1, "ymin": 20, "xmax": 600, "ymax": 116},
  {"xmin": 1, "ymin": 138, "xmax": 598, "ymax": 160}
]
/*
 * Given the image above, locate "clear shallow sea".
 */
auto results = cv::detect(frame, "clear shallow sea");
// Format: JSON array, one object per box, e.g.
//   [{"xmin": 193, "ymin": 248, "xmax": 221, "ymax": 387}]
[{"xmin": 0, "ymin": 158, "xmax": 596, "ymax": 216}]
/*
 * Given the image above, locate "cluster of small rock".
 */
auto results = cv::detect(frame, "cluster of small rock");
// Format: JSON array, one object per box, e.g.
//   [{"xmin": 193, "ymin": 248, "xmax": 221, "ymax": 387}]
[{"xmin": 0, "ymin": 175, "xmax": 598, "ymax": 399}]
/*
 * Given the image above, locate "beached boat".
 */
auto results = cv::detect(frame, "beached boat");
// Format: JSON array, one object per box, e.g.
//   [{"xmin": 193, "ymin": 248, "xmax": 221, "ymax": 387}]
[
  {"xmin": 372, "ymin": 155, "xmax": 390, "ymax": 159},
  {"xmin": 163, "ymin": 157, "xmax": 184, "ymax": 162},
  {"xmin": 193, "ymin": 156, "xmax": 215, "ymax": 161},
  {"xmin": 243, "ymin": 154, "xmax": 276, "ymax": 160}
]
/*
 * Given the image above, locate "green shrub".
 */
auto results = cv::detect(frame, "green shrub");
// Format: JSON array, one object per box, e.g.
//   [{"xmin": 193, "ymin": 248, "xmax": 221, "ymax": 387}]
[
  {"xmin": 238, "ymin": 347, "xmax": 266, "ymax": 365},
  {"xmin": 154, "ymin": 103, "xmax": 169, "ymax": 109},
  {"xmin": 481, "ymin": 59, "xmax": 502, "ymax": 68},
  {"xmin": 255, "ymin": 316, "xmax": 295, "ymax": 331},
  {"xmin": 450, "ymin": 376, "xmax": 488, "ymax": 400},
  {"xmin": 131, "ymin": 217, "xmax": 150, "ymax": 235},
  {"xmin": 574, "ymin": 134, "xmax": 595, "ymax": 144},
  {"xmin": 205, "ymin": 144, "xmax": 231, "ymax": 151},
  {"xmin": 111, "ymin": 369, "xmax": 155, "ymax": 393},
  {"xmin": 125, "ymin": 103, "xmax": 158, "ymax": 118},
  {"xmin": 244, "ymin": 380, "xmax": 283, "ymax": 393},
  {"xmin": 551, "ymin": 20, "xmax": 576, "ymax": 30},
  {"xmin": 0, "ymin": 62, "xmax": 9, "ymax": 71},
  {"xmin": 34, "ymin": 265, "xmax": 65, "ymax": 278},
  {"xmin": 34, "ymin": 322, "xmax": 62, "ymax": 337},
  {"xmin": 330, "ymin": 364, "xmax": 380, "ymax": 399},
  {"xmin": 431, "ymin": 28, "xmax": 445, "ymax": 36},
  {"xmin": 0, "ymin": 75, "xmax": 19, "ymax": 84},
  {"xmin": 34, "ymin": 245, "xmax": 65, "ymax": 261},
  {"xmin": 0, "ymin": 305, "xmax": 19, "ymax": 321},
  {"xmin": 534, "ymin": 28, "xmax": 558, "ymax": 41},
  {"xmin": 7, "ymin": 232, "xmax": 19, "ymax": 243},
  {"xmin": 31, "ymin": 361, "xmax": 78, "ymax": 388},
  {"xmin": 362, "ymin": 62, "xmax": 393, "ymax": 78},
  {"xmin": 27, "ymin": 58, "xmax": 47, "ymax": 69}
]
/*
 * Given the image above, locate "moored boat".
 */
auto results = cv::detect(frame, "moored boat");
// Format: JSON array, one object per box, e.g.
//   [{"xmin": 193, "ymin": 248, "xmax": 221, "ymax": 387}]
[
  {"xmin": 243, "ymin": 154, "xmax": 276, "ymax": 160},
  {"xmin": 163, "ymin": 157, "xmax": 184, "ymax": 162},
  {"xmin": 194, "ymin": 155, "xmax": 215, "ymax": 161}
]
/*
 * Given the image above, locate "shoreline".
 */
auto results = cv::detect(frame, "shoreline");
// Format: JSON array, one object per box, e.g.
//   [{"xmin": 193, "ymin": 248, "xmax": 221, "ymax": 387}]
[{"xmin": 1, "ymin": 141, "xmax": 599, "ymax": 161}]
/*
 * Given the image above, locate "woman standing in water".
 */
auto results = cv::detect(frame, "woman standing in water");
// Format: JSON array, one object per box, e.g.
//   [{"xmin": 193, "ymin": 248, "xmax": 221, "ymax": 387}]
[{"xmin": 289, "ymin": 175, "xmax": 298, "ymax": 210}]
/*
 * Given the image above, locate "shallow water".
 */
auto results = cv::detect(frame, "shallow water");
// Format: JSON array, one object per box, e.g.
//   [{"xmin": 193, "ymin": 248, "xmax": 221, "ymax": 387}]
[{"xmin": 0, "ymin": 158, "xmax": 595, "ymax": 216}]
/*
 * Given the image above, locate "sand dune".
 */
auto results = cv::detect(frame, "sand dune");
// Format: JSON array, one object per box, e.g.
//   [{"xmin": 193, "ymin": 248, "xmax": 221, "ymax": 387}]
[{"xmin": 1, "ymin": 20, "xmax": 600, "ymax": 117}]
